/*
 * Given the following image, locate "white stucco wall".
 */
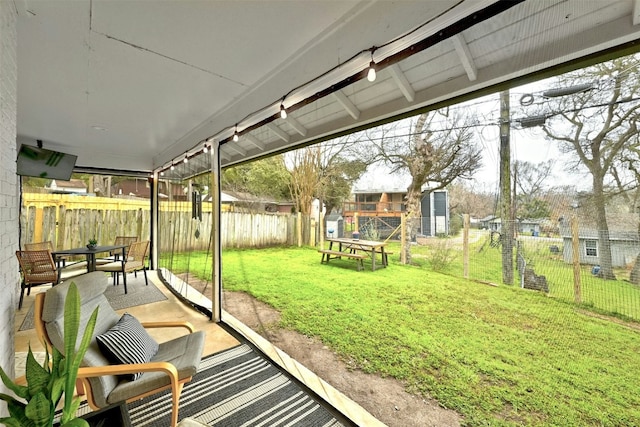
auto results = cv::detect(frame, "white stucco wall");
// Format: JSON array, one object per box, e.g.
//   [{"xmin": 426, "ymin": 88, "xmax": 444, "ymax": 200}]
[{"xmin": 0, "ymin": 1, "xmax": 19, "ymax": 417}]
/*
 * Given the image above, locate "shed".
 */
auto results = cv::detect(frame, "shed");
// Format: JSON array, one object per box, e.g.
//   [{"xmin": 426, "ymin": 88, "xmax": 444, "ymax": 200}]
[{"xmin": 325, "ymin": 213, "xmax": 344, "ymax": 238}]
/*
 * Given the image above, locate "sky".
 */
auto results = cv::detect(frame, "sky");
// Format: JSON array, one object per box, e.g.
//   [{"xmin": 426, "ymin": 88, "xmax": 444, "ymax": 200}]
[{"xmin": 354, "ymin": 79, "xmax": 591, "ymax": 193}]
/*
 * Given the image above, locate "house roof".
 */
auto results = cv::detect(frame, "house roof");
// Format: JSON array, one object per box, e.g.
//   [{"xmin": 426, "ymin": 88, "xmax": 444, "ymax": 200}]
[
  {"xmin": 559, "ymin": 212, "xmax": 640, "ymax": 240},
  {"xmin": 15, "ymin": 1, "xmax": 640, "ymax": 177},
  {"xmin": 50, "ymin": 179, "xmax": 87, "ymax": 189}
]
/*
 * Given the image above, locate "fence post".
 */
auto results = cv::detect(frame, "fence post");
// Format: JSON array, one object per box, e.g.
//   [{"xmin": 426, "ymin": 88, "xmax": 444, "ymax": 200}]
[
  {"xmin": 463, "ymin": 214, "xmax": 469, "ymax": 279},
  {"xmin": 354, "ymin": 212, "xmax": 359, "ymax": 235},
  {"xmin": 296, "ymin": 213, "xmax": 302, "ymax": 247},
  {"xmin": 57, "ymin": 205, "xmax": 67, "ymax": 250},
  {"xmin": 571, "ymin": 214, "xmax": 582, "ymax": 303},
  {"xmin": 33, "ymin": 206, "xmax": 44, "ymax": 242},
  {"xmin": 400, "ymin": 213, "xmax": 407, "ymax": 264},
  {"xmin": 319, "ymin": 212, "xmax": 325, "ymax": 249},
  {"xmin": 310, "ymin": 218, "xmax": 316, "ymax": 247}
]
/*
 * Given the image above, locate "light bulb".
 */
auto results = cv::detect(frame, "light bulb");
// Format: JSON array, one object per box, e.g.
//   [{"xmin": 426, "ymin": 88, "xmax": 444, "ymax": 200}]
[
  {"xmin": 233, "ymin": 132, "xmax": 239, "ymax": 142},
  {"xmin": 367, "ymin": 61, "xmax": 376, "ymax": 82},
  {"xmin": 183, "ymin": 156, "xmax": 188, "ymax": 164},
  {"xmin": 203, "ymin": 145, "xmax": 208, "ymax": 153},
  {"xmin": 280, "ymin": 104, "xmax": 287, "ymax": 119},
  {"xmin": 170, "ymin": 164, "xmax": 175, "ymax": 171},
  {"xmin": 160, "ymin": 171, "xmax": 165, "ymax": 176}
]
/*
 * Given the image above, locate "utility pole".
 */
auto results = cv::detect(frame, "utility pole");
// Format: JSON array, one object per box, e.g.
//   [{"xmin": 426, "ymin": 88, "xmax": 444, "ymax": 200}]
[{"xmin": 500, "ymin": 90, "xmax": 513, "ymax": 285}]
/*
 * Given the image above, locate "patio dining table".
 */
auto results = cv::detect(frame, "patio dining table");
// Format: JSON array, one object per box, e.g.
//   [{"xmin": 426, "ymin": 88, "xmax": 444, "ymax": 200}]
[{"xmin": 52, "ymin": 244, "xmax": 127, "ymax": 275}]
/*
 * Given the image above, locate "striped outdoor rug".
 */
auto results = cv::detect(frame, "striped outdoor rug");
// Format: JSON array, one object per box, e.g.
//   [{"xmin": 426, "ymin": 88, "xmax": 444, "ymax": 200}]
[{"xmin": 126, "ymin": 343, "xmax": 347, "ymax": 426}]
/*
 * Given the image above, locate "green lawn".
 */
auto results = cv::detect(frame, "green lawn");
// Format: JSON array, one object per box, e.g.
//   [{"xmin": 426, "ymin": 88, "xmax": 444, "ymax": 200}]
[{"xmin": 168, "ymin": 246, "xmax": 640, "ymax": 426}]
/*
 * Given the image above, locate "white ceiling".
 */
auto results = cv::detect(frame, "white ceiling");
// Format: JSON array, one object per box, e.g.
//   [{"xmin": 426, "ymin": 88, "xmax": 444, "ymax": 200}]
[{"xmin": 15, "ymin": 0, "xmax": 640, "ymax": 175}]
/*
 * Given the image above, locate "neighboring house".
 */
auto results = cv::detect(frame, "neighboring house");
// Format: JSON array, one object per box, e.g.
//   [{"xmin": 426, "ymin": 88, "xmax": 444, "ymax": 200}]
[
  {"xmin": 486, "ymin": 217, "xmax": 543, "ymax": 235},
  {"xmin": 113, "ymin": 178, "xmax": 186, "ymax": 200},
  {"xmin": 343, "ymin": 185, "xmax": 449, "ymax": 237},
  {"xmin": 48, "ymin": 179, "xmax": 88, "ymax": 194},
  {"xmin": 217, "ymin": 190, "xmax": 295, "ymax": 214},
  {"xmin": 479, "ymin": 215, "xmax": 496, "ymax": 230},
  {"xmin": 558, "ymin": 213, "xmax": 640, "ymax": 267},
  {"xmin": 519, "ymin": 219, "xmax": 543, "ymax": 236}
]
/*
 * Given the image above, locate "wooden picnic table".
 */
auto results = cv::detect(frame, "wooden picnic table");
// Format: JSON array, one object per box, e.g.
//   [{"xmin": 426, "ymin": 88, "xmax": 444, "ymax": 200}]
[{"xmin": 319, "ymin": 237, "xmax": 389, "ymax": 271}]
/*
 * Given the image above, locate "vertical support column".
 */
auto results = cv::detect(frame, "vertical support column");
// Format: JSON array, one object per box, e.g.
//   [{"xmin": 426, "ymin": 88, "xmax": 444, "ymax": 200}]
[
  {"xmin": 150, "ymin": 173, "xmax": 159, "ymax": 271},
  {"xmin": 211, "ymin": 141, "xmax": 221, "ymax": 322}
]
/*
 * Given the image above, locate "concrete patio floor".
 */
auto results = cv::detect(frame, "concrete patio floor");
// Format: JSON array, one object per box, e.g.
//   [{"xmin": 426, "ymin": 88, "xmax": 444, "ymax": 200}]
[
  {"xmin": 13, "ymin": 268, "xmax": 384, "ymax": 426},
  {"xmin": 14, "ymin": 269, "xmax": 239, "ymax": 362}
]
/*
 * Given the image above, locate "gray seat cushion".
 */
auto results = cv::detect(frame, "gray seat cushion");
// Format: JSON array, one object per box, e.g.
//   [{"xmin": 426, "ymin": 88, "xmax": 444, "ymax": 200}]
[
  {"xmin": 41, "ymin": 270, "xmax": 205, "ymax": 409},
  {"xmin": 106, "ymin": 330, "xmax": 205, "ymax": 405}
]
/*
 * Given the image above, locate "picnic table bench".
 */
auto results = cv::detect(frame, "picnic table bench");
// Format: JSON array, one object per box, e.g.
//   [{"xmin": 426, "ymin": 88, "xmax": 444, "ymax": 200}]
[
  {"xmin": 320, "ymin": 237, "xmax": 389, "ymax": 271},
  {"xmin": 318, "ymin": 249, "xmax": 367, "ymax": 271}
]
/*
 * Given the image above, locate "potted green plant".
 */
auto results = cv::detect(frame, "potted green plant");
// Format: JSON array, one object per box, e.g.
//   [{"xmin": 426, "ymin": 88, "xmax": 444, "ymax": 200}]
[
  {"xmin": 86, "ymin": 238, "xmax": 97, "ymax": 250},
  {"xmin": 0, "ymin": 282, "xmax": 99, "ymax": 427}
]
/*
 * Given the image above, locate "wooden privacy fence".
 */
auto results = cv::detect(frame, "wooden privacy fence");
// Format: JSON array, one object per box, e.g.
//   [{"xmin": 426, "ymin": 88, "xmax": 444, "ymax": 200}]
[{"xmin": 21, "ymin": 194, "xmax": 312, "ymax": 251}]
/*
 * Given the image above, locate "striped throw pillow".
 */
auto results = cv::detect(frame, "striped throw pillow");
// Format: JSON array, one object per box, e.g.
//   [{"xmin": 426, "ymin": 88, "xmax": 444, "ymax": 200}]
[{"xmin": 96, "ymin": 313, "xmax": 159, "ymax": 381}]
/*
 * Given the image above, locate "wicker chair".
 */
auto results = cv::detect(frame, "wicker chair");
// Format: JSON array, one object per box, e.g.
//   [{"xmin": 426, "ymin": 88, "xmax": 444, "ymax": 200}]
[
  {"xmin": 95, "ymin": 236, "xmax": 138, "ymax": 265},
  {"xmin": 15, "ymin": 249, "xmax": 59, "ymax": 309},
  {"xmin": 24, "ymin": 240, "xmax": 70, "ymax": 268},
  {"xmin": 96, "ymin": 240, "xmax": 149, "ymax": 294}
]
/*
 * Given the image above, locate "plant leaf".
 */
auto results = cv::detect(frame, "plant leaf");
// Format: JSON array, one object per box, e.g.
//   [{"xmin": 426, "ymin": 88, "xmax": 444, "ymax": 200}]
[
  {"xmin": 51, "ymin": 375, "xmax": 65, "ymax": 406},
  {"xmin": 4, "ymin": 398, "xmax": 30, "ymax": 426},
  {"xmin": 60, "ymin": 282, "xmax": 99, "ymax": 425},
  {"xmin": 24, "ymin": 391, "xmax": 52, "ymax": 426},
  {"xmin": 52, "ymin": 346, "xmax": 64, "ymax": 377},
  {"xmin": 0, "ymin": 367, "xmax": 29, "ymax": 400},
  {"xmin": 25, "ymin": 348, "xmax": 50, "ymax": 399},
  {"xmin": 0, "ymin": 416, "xmax": 23, "ymax": 427},
  {"xmin": 63, "ymin": 283, "xmax": 81, "ymax": 362},
  {"xmin": 61, "ymin": 418, "xmax": 90, "ymax": 427}
]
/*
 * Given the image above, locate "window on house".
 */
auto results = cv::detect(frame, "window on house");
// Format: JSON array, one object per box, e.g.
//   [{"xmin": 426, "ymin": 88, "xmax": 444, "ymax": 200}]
[{"xmin": 585, "ymin": 239, "xmax": 598, "ymax": 257}]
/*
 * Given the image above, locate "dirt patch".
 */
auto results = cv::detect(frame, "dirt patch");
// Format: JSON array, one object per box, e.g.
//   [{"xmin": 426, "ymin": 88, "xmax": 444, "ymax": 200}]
[{"xmin": 223, "ymin": 290, "xmax": 461, "ymax": 427}]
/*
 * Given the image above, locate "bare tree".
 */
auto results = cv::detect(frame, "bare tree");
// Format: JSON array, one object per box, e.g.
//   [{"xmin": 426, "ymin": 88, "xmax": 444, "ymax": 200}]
[
  {"xmin": 365, "ymin": 109, "xmax": 482, "ymax": 264},
  {"xmin": 611, "ymin": 144, "xmax": 640, "ymax": 283},
  {"xmin": 448, "ymin": 182, "xmax": 495, "ymax": 220},
  {"xmin": 288, "ymin": 147, "xmax": 320, "ymax": 215},
  {"xmin": 530, "ymin": 55, "xmax": 640, "ymax": 279},
  {"xmin": 514, "ymin": 160, "xmax": 554, "ymax": 219},
  {"xmin": 287, "ymin": 138, "xmax": 367, "ymax": 224}
]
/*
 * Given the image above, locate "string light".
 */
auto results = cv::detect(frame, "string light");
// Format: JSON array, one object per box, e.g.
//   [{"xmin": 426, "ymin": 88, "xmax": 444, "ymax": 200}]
[
  {"xmin": 183, "ymin": 155, "xmax": 188, "ymax": 164},
  {"xmin": 280, "ymin": 103, "xmax": 287, "ymax": 119},
  {"xmin": 367, "ymin": 48, "xmax": 377, "ymax": 82},
  {"xmin": 233, "ymin": 124, "xmax": 239, "ymax": 142},
  {"xmin": 170, "ymin": 164, "xmax": 175, "ymax": 171},
  {"xmin": 203, "ymin": 144, "xmax": 208, "ymax": 153},
  {"xmin": 367, "ymin": 60, "xmax": 376, "ymax": 82}
]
